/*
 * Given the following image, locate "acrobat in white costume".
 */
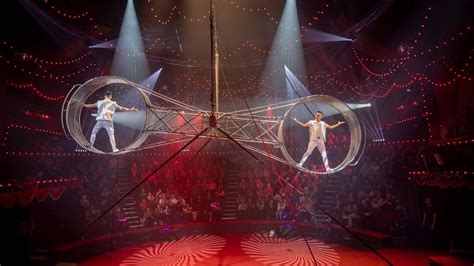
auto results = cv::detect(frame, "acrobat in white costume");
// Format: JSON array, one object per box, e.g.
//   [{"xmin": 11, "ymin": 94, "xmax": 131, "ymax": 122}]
[
  {"xmin": 81, "ymin": 91, "xmax": 137, "ymax": 152},
  {"xmin": 292, "ymin": 111, "xmax": 345, "ymax": 172}
]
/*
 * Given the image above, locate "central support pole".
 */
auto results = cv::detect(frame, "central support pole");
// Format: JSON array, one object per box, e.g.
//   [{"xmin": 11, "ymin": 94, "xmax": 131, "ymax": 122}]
[
  {"xmin": 209, "ymin": 0, "xmax": 219, "ymax": 133},
  {"xmin": 215, "ymin": 46, "xmax": 219, "ymax": 113},
  {"xmin": 209, "ymin": 0, "xmax": 216, "ymax": 116}
]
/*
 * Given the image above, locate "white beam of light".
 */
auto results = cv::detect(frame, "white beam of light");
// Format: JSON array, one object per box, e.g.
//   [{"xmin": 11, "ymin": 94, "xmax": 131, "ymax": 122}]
[
  {"xmin": 303, "ymin": 29, "xmax": 354, "ymax": 43},
  {"xmin": 347, "ymin": 103, "xmax": 371, "ymax": 109},
  {"xmin": 89, "ymin": 39, "xmax": 118, "ymax": 49},
  {"xmin": 139, "ymin": 68, "xmax": 162, "ymax": 90},
  {"xmin": 358, "ymin": 103, "xmax": 385, "ymax": 141},
  {"xmin": 261, "ymin": 0, "xmax": 307, "ymax": 102},
  {"xmin": 284, "ymin": 66, "xmax": 370, "ymax": 120},
  {"xmin": 304, "ymin": 102, "xmax": 371, "ymax": 118},
  {"xmin": 284, "ymin": 65, "xmax": 311, "ymax": 99},
  {"xmin": 111, "ymin": 0, "xmax": 150, "ymax": 83},
  {"xmin": 373, "ymin": 101, "xmax": 385, "ymax": 140},
  {"xmin": 113, "ymin": 110, "xmax": 146, "ymax": 130}
]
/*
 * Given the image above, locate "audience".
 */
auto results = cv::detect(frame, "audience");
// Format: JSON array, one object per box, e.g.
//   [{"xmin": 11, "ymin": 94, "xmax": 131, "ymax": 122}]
[
  {"xmin": 131, "ymin": 155, "xmax": 226, "ymax": 226},
  {"xmin": 230, "ymin": 144, "xmax": 413, "ymax": 235},
  {"xmin": 4, "ymin": 135, "xmax": 471, "ymax": 242}
]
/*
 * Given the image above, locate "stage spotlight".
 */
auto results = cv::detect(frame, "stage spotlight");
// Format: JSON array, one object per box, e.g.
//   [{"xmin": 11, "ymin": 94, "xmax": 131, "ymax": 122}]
[
  {"xmin": 110, "ymin": 0, "xmax": 150, "ymax": 82},
  {"xmin": 261, "ymin": 0, "xmax": 307, "ymax": 102}
]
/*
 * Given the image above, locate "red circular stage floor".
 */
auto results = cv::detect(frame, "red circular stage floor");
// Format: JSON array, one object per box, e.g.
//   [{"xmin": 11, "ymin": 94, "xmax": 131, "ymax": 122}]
[
  {"xmin": 55, "ymin": 221, "xmax": 460, "ymax": 266},
  {"xmin": 79, "ymin": 234, "xmax": 446, "ymax": 266}
]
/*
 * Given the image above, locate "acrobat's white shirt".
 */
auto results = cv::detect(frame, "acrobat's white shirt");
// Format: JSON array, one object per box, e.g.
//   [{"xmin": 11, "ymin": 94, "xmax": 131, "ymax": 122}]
[
  {"xmin": 306, "ymin": 120, "xmax": 328, "ymax": 141},
  {"xmin": 95, "ymin": 99, "xmax": 117, "ymax": 121}
]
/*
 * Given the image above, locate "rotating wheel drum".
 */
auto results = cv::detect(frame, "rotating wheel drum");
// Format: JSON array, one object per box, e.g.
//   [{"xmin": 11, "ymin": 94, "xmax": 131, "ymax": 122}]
[
  {"xmin": 61, "ymin": 76, "xmax": 156, "ymax": 154},
  {"xmin": 278, "ymin": 95, "xmax": 363, "ymax": 174}
]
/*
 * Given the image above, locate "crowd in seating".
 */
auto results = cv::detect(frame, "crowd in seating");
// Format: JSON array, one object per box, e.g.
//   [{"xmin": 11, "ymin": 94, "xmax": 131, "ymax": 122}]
[
  {"xmin": 233, "ymin": 144, "xmax": 416, "ymax": 235},
  {"xmin": 335, "ymin": 145, "xmax": 410, "ymax": 233},
  {"xmin": 6, "ymin": 135, "xmax": 469, "ymax": 240},
  {"xmin": 72, "ymin": 142, "xmax": 418, "ymax": 236},
  {"xmin": 77, "ymin": 158, "xmax": 129, "ymax": 234},
  {"xmin": 131, "ymin": 155, "xmax": 226, "ymax": 227}
]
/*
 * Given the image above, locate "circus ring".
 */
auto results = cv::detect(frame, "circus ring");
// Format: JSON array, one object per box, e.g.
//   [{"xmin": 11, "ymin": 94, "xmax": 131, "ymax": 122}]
[{"xmin": 49, "ymin": 221, "xmax": 441, "ymax": 266}]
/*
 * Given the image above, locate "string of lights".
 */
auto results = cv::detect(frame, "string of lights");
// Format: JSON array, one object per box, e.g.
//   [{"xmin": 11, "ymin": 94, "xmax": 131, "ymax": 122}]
[
  {"xmin": 354, "ymin": 24, "xmax": 471, "ymax": 65},
  {"xmin": 444, "ymin": 55, "xmax": 474, "ymax": 81},
  {"xmin": 352, "ymin": 25, "xmax": 472, "ymax": 82},
  {"xmin": 24, "ymin": 110, "xmax": 52, "ymax": 120},
  {"xmin": 2, "ymin": 124, "xmax": 65, "ymax": 149},
  {"xmin": 7, "ymin": 82, "xmax": 65, "ymax": 101},
  {"xmin": 36, "ymin": 0, "xmax": 110, "ymax": 40},
  {"xmin": 353, "ymin": 5, "xmax": 432, "ymax": 62},
  {"xmin": 368, "ymin": 138, "xmax": 474, "ymax": 147},
  {"xmin": 224, "ymin": 1, "xmax": 278, "ymax": 24},
  {"xmin": 145, "ymin": 37, "xmax": 180, "ymax": 56},
  {"xmin": 39, "ymin": 0, "xmax": 91, "ymax": 20},
  {"xmin": 300, "ymin": 2, "xmax": 331, "ymax": 31},
  {"xmin": 302, "ymin": 25, "xmax": 471, "ymax": 100},
  {"xmin": 0, "ymin": 57, "xmax": 99, "ymax": 86},
  {"xmin": 6, "ymin": 124, "xmax": 64, "ymax": 136},
  {"xmin": 385, "ymin": 112, "xmax": 433, "ymax": 128},
  {"xmin": 0, "ymin": 41, "xmax": 93, "ymax": 65},
  {"xmin": 409, "ymin": 171, "xmax": 474, "ymax": 176},
  {"xmin": 146, "ymin": 4, "xmax": 178, "ymax": 25},
  {"xmin": 433, "ymin": 139, "xmax": 474, "ymax": 147},
  {"xmin": 0, "ymin": 177, "xmax": 81, "ymax": 190},
  {"xmin": 222, "ymin": 41, "xmax": 268, "ymax": 60}
]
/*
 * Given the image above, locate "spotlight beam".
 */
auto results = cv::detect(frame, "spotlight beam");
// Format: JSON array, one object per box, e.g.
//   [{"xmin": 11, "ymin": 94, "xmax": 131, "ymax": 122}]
[
  {"xmin": 261, "ymin": 0, "xmax": 307, "ymax": 102},
  {"xmin": 284, "ymin": 65, "xmax": 314, "ymax": 116},
  {"xmin": 113, "ymin": 110, "xmax": 146, "ymax": 129},
  {"xmin": 373, "ymin": 102, "xmax": 385, "ymax": 139},
  {"xmin": 139, "ymin": 68, "xmax": 162, "ymax": 90},
  {"xmin": 366, "ymin": 106, "xmax": 383, "ymax": 140},
  {"xmin": 88, "ymin": 39, "xmax": 118, "ymax": 49},
  {"xmin": 303, "ymin": 29, "xmax": 353, "ymax": 43},
  {"xmin": 110, "ymin": 0, "xmax": 150, "ymax": 82},
  {"xmin": 360, "ymin": 113, "xmax": 379, "ymax": 140}
]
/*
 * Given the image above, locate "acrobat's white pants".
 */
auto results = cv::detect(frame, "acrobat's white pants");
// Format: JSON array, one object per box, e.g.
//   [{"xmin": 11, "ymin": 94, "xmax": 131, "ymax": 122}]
[
  {"xmin": 90, "ymin": 120, "xmax": 117, "ymax": 150},
  {"xmin": 298, "ymin": 139, "xmax": 329, "ymax": 170}
]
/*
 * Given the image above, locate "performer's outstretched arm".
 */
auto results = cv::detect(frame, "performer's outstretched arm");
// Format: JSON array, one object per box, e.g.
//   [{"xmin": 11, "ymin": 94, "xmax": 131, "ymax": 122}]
[
  {"xmin": 116, "ymin": 104, "xmax": 138, "ymax": 112},
  {"xmin": 291, "ymin": 117, "xmax": 309, "ymax": 128},
  {"xmin": 327, "ymin": 121, "xmax": 345, "ymax": 129},
  {"xmin": 81, "ymin": 103, "xmax": 96, "ymax": 109}
]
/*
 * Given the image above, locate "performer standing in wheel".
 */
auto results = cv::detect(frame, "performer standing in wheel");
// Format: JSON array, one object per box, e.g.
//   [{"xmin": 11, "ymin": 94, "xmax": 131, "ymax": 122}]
[
  {"xmin": 81, "ymin": 91, "xmax": 137, "ymax": 152},
  {"xmin": 292, "ymin": 111, "xmax": 345, "ymax": 172}
]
